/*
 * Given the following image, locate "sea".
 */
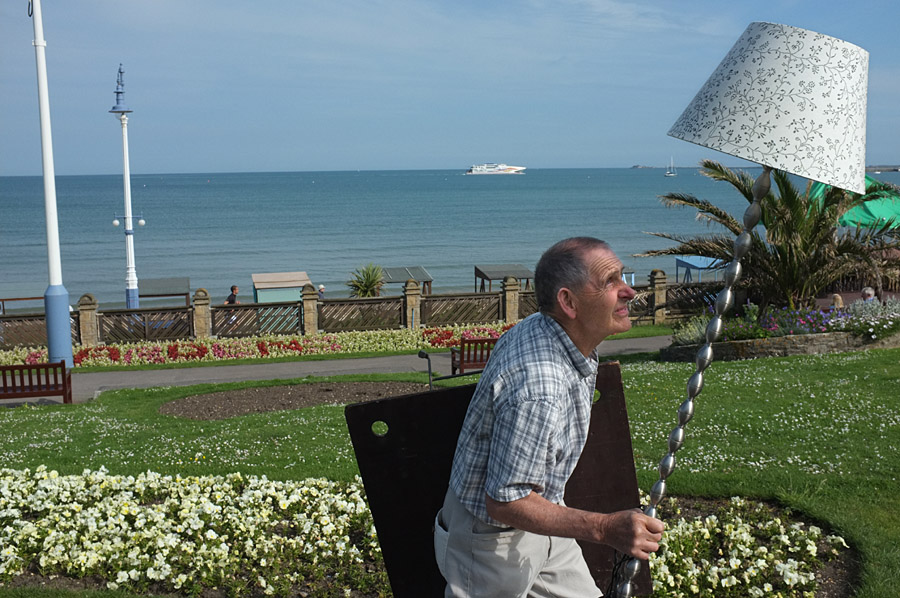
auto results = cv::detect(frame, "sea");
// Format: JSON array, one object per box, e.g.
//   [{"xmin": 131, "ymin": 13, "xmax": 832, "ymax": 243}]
[{"xmin": 3, "ymin": 167, "xmax": 900, "ymax": 310}]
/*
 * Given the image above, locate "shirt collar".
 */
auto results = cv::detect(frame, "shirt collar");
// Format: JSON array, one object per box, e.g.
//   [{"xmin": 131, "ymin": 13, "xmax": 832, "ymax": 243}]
[{"xmin": 539, "ymin": 313, "xmax": 599, "ymax": 379}]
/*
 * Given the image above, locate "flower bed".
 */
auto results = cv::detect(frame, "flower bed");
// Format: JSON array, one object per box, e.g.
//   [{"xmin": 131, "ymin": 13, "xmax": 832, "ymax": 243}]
[
  {"xmin": 0, "ymin": 322, "xmax": 517, "ymax": 368},
  {"xmin": 660, "ymin": 331, "xmax": 868, "ymax": 362},
  {"xmin": 0, "ymin": 466, "xmax": 384, "ymax": 596},
  {"xmin": 665, "ymin": 299, "xmax": 900, "ymax": 361},
  {"xmin": 422, "ymin": 322, "xmax": 514, "ymax": 347},
  {"xmin": 0, "ymin": 467, "xmax": 847, "ymax": 597},
  {"xmin": 651, "ymin": 496, "xmax": 848, "ymax": 597}
]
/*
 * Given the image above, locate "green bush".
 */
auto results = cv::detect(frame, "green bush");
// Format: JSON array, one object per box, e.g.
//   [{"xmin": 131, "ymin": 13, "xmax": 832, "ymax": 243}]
[
  {"xmin": 672, "ymin": 313, "xmax": 711, "ymax": 346},
  {"xmin": 833, "ymin": 297, "xmax": 900, "ymax": 341}
]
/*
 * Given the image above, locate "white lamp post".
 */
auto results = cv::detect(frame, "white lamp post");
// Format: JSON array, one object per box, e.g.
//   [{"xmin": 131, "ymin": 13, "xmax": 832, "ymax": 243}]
[
  {"xmin": 613, "ymin": 23, "xmax": 869, "ymax": 598},
  {"xmin": 109, "ymin": 64, "xmax": 143, "ymax": 308},
  {"xmin": 29, "ymin": 0, "xmax": 74, "ymax": 367}
]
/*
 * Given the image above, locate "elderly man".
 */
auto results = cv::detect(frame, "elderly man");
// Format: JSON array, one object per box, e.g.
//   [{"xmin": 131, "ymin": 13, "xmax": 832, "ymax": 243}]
[{"xmin": 434, "ymin": 237, "xmax": 663, "ymax": 598}]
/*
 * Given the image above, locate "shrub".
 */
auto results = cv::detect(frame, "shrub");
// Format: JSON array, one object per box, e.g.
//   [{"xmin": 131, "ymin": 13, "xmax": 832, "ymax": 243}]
[
  {"xmin": 832, "ymin": 297, "xmax": 900, "ymax": 341},
  {"xmin": 668, "ymin": 299, "xmax": 900, "ymax": 346},
  {"xmin": 672, "ymin": 314, "xmax": 712, "ymax": 346}
]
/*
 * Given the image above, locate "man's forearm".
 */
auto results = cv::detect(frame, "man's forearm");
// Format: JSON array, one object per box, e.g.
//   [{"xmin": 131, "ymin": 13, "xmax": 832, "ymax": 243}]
[{"xmin": 484, "ymin": 491, "xmax": 663, "ymax": 560}]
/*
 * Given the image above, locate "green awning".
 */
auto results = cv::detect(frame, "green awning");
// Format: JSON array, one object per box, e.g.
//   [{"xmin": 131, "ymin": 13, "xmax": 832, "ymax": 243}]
[{"xmin": 810, "ymin": 175, "xmax": 900, "ymax": 229}]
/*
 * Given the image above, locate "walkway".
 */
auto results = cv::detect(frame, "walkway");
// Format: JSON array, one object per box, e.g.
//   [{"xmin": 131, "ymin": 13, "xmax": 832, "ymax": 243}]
[{"xmin": 68, "ymin": 335, "xmax": 672, "ymax": 404}]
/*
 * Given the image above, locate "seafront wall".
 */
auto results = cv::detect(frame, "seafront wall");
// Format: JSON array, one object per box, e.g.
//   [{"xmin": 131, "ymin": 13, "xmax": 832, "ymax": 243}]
[{"xmin": 0, "ymin": 271, "xmax": 717, "ymax": 348}]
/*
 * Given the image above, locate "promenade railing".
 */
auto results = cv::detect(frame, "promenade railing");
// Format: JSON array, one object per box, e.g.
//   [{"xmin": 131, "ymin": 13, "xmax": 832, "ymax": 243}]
[
  {"xmin": 0, "ymin": 312, "xmax": 81, "ymax": 350},
  {"xmin": 213, "ymin": 302, "xmax": 302, "ymax": 338},
  {"xmin": 1, "ymin": 272, "xmax": 719, "ymax": 349},
  {"xmin": 319, "ymin": 296, "xmax": 404, "ymax": 332},
  {"xmin": 421, "ymin": 292, "xmax": 502, "ymax": 327},
  {"xmin": 98, "ymin": 306, "xmax": 193, "ymax": 344},
  {"xmin": 519, "ymin": 291, "xmax": 537, "ymax": 319}
]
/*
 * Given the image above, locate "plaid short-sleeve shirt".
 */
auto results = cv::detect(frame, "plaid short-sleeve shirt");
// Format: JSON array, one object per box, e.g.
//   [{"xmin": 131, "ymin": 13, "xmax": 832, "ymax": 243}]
[{"xmin": 448, "ymin": 312, "xmax": 599, "ymax": 525}]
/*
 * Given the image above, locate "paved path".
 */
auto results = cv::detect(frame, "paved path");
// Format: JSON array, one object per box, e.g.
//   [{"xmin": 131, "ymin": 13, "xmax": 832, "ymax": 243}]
[{"xmin": 62, "ymin": 335, "xmax": 670, "ymax": 403}]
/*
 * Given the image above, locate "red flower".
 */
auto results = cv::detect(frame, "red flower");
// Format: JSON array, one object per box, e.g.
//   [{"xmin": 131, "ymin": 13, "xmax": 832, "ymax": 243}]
[
  {"xmin": 259, "ymin": 339, "xmax": 305, "ymax": 354},
  {"xmin": 423, "ymin": 328, "xmax": 457, "ymax": 347},
  {"xmin": 73, "ymin": 346, "xmax": 122, "ymax": 366},
  {"xmin": 167, "ymin": 342, "xmax": 209, "ymax": 361}
]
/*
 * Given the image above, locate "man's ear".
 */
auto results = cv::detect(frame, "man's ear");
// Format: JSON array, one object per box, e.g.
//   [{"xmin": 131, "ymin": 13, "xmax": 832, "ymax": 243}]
[{"xmin": 555, "ymin": 287, "xmax": 578, "ymax": 320}]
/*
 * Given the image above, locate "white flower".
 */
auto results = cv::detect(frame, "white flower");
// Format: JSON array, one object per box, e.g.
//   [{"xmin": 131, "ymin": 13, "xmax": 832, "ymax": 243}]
[{"xmin": 721, "ymin": 574, "xmax": 738, "ymax": 587}]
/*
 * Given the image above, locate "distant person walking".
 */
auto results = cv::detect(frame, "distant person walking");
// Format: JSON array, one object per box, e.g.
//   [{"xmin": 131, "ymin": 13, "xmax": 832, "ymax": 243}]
[
  {"xmin": 318, "ymin": 285, "xmax": 326, "ymax": 300},
  {"xmin": 224, "ymin": 285, "xmax": 241, "ymax": 305}
]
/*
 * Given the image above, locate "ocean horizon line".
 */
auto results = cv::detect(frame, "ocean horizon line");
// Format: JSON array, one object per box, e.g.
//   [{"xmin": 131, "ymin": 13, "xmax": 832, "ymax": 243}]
[
  {"xmin": 6, "ymin": 168, "xmax": 898, "ymax": 309},
  {"xmin": 1, "ymin": 164, "xmax": 766, "ymax": 180}
]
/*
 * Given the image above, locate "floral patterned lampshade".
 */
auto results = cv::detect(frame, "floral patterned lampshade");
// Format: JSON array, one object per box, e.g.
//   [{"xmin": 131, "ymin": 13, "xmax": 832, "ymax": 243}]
[{"xmin": 668, "ymin": 22, "xmax": 869, "ymax": 194}]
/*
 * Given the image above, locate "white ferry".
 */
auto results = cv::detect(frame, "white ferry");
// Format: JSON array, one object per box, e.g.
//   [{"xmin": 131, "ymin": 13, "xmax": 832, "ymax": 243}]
[{"xmin": 465, "ymin": 163, "xmax": 526, "ymax": 175}]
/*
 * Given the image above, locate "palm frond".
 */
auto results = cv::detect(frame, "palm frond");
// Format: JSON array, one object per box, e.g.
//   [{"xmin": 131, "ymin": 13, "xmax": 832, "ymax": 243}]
[
  {"xmin": 642, "ymin": 161, "xmax": 900, "ymax": 312},
  {"xmin": 346, "ymin": 263, "xmax": 385, "ymax": 298}
]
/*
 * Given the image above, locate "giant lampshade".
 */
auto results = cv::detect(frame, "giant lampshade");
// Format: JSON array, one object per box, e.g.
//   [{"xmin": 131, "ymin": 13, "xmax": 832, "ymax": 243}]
[
  {"xmin": 668, "ymin": 22, "xmax": 869, "ymax": 193},
  {"xmin": 612, "ymin": 23, "xmax": 870, "ymax": 598}
]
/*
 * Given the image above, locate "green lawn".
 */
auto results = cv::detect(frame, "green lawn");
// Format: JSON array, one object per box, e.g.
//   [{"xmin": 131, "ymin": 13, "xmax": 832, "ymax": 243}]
[
  {"xmin": 610, "ymin": 323, "xmax": 672, "ymax": 340},
  {"xmin": 621, "ymin": 348, "xmax": 899, "ymax": 598},
  {"xmin": 2, "ymin": 344, "xmax": 896, "ymax": 597}
]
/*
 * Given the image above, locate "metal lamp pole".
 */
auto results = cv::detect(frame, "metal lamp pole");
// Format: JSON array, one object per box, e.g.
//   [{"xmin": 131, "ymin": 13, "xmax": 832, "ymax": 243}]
[
  {"xmin": 109, "ymin": 64, "xmax": 141, "ymax": 308},
  {"xmin": 29, "ymin": 0, "xmax": 73, "ymax": 367}
]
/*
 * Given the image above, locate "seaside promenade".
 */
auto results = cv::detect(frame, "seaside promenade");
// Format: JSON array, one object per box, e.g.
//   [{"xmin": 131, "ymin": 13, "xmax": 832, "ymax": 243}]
[{"xmin": 68, "ymin": 335, "xmax": 671, "ymax": 403}]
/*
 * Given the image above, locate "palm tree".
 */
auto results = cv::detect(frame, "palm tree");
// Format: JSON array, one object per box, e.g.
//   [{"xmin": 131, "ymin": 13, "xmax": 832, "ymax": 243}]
[
  {"xmin": 639, "ymin": 160, "xmax": 900, "ymax": 314},
  {"xmin": 346, "ymin": 263, "xmax": 385, "ymax": 298}
]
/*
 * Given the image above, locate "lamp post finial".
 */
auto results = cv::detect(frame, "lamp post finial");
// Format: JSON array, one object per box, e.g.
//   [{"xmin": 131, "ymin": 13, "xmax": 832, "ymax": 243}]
[{"xmin": 110, "ymin": 63, "xmax": 132, "ymax": 114}]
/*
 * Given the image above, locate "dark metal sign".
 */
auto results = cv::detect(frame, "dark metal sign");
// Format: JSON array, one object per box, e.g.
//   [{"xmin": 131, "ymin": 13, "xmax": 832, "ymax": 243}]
[{"xmin": 345, "ymin": 361, "xmax": 651, "ymax": 597}]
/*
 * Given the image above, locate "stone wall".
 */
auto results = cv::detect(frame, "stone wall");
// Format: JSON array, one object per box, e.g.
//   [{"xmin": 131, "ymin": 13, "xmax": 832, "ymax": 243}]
[{"xmin": 660, "ymin": 331, "xmax": 900, "ymax": 362}]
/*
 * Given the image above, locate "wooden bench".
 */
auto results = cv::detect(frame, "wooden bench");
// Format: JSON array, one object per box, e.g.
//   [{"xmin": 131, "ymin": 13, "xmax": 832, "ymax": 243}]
[
  {"xmin": 450, "ymin": 337, "xmax": 497, "ymax": 375},
  {"xmin": 0, "ymin": 361, "xmax": 72, "ymax": 404}
]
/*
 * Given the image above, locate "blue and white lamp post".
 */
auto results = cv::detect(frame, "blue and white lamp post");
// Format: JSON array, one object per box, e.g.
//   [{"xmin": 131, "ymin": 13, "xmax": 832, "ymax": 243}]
[
  {"xmin": 109, "ymin": 64, "xmax": 143, "ymax": 308},
  {"xmin": 29, "ymin": 0, "xmax": 73, "ymax": 367}
]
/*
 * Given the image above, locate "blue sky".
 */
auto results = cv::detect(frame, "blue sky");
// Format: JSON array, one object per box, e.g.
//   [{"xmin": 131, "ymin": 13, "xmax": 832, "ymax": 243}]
[{"xmin": 2, "ymin": 0, "xmax": 898, "ymax": 176}]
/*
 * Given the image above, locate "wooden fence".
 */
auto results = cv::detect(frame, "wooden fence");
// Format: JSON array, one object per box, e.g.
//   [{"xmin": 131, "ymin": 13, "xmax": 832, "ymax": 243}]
[
  {"xmin": 422, "ymin": 293, "xmax": 502, "ymax": 327},
  {"xmin": 319, "ymin": 297, "xmax": 404, "ymax": 332},
  {"xmin": 213, "ymin": 302, "xmax": 303, "ymax": 338},
  {"xmin": 665, "ymin": 282, "xmax": 721, "ymax": 321},
  {"xmin": 99, "ymin": 307, "xmax": 193, "ymax": 344},
  {"xmin": 0, "ymin": 274, "xmax": 725, "ymax": 348},
  {"xmin": 0, "ymin": 313, "xmax": 81, "ymax": 350},
  {"xmin": 518, "ymin": 291, "xmax": 538, "ymax": 320}
]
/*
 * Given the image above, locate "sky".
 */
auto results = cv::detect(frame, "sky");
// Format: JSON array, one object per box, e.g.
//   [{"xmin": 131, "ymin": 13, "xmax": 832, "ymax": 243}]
[{"xmin": 2, "ymin": 0, "xmax": 899, "ymax": 176}]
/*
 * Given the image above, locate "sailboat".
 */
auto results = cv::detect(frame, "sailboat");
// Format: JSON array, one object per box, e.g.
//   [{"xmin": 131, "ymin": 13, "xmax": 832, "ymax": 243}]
[{"xmin": 665, "ymin": 157, "xmax": 677, "ymax": 177}]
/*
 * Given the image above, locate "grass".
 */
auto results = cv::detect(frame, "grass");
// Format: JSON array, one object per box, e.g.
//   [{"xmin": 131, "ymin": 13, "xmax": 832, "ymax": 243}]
[
  {"xmin": 621, "ymin": 348, "xmax": 900, "ymax": 598},
  {"xmin": 4, "ymin": 341, "xmax": 895, "ymax": 597},
  {"xmin": 609, "ymin": 323, "xmax": 672, "ymax": 340},
  {"xmin": 0, "ymin": 373, "xmax": 436, "ymax": 482}
]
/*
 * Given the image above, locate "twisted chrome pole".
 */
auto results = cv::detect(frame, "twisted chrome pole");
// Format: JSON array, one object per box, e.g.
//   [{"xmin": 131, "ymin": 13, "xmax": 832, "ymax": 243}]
[{"xmin": 613, "ymin": 166, "xmax": 771, "ymax": 598}]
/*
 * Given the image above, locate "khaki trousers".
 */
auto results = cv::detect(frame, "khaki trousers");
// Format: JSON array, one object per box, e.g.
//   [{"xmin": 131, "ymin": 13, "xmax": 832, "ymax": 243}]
[{"xmin": 434, "ymin": 489, "xmax": 601, "ymax": 597}]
